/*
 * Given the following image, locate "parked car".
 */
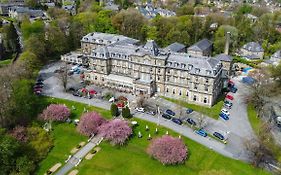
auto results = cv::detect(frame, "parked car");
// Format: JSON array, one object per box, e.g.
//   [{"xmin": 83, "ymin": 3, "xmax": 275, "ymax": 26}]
[
  {"xmin": 34, "ymin": 84, "xmax": 43, "ymax": 88},
  {"xmin": 136, "ymin": 107, "xmax": 145, "ymax": 113},
  {"xmin": 226, "ymin": 94, "xmax": 234, "ymax": 100},
  {"xmin": 186, "ymin": 108, "xmax": 193, "ymax": 114},
  {"xmin": 162, "ymin": 113, "xmax": 172, "ymax": 120},
  {"xmin": 117, "ymin": 102, "xmax": 125, "ymax": 108},
  {"xmin": 172, "ymin": 118, "xmax": 182, "ymax": 125},
  {"xmin": 35, "ymin": 82, "xmax": 44, "ymax": 85},
  {"xmin": 33, "ymin": 87, "xmax": 42, "ymax": 92},
  {"xmin": 219, "ymin": 112, "xmax": 229, "ymax": 120},
  {"xmin": 37, "ymin": 77, "xmax": 44, "ymax": 82},
  {"xmin": 165, "ymin": 109, "xmax": 175, "ymax": 116},
  {"xmin": 147, "ymin": 111, "xmax": 156, "ymax": 115},
  {"xmin": 108, "ymin": 97, "xmax": 115, "ymax": 102},
  {"xmin": 213, "ymin": 132, "xmax": 225, "ymax": 140},
  {"xmin": 186, "ymin": 118, "xmax": 196, "ymax": 125},
  {"xmin": 195, "ymin": 129, "xmax": 207, "ymax": 137},
  {"xmin": 224, "ymin": 100, "xmax": 233, "ymax": 106},
  {"xmin": 221, "ymin": 108, "xmax": 230, "ymax": 116},
  {"xmin": 230, "ymin": 86, "xmax": 238, "ymax": 93},
  {"xmin": 68, "ymin": 71, "xmax": 74, "ymax": 76},
  {"xmin": 72, "ymin": 92, "xmax": 82, "ymax": 97},
  {"xmin": 224, "ymin": 103, "xmax": 232, "ymax": 109}
]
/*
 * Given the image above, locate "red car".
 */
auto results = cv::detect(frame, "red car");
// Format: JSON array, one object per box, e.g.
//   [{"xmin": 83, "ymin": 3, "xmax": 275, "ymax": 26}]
[
  {"xmin": 226, "ymin": 94, "xmax": 234, "ymax": 100},
  {"xmin": 116, "ymin": 102, "xmax": 125, "ymax": 108}
]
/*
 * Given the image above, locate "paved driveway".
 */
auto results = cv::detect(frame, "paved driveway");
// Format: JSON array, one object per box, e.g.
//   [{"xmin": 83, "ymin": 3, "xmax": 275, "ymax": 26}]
[{"xmin": 39, "ymin": 62, "xmax": 255, "ymax": 161}]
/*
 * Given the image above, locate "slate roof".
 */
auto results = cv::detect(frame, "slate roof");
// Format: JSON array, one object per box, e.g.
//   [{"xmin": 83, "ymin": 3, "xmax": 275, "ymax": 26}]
[
  {"xmin": 144, "ymin": 40, "xmax": 159, "ymax": 56},
  {"xmin": 188, "ymin": 39, "xmax": 212, "ymax": 52},
  {"xmin": 164, "ymin": 42, "xmax": 186, "ymax": 52},
  {"xmin": 90, "ymin": 42, "xmax": 222, "ymax": 77},
  {"xmin": 271, "ymin": 50, "xmax": 281, "ymax": 59},
  {"xmin": 136, "ymin": 5, "xmax": 176, "ymax": 19},
  {"xmin": 81, "ymin": 32, "xmax": 139, "ymax": 45},
  {"xmin": 215, "ymin": 53, "xmax": 232, "ymax": 62},
  {"xmin": 242, "ymin": 42, "xmax": 264, "ymax": 52}
]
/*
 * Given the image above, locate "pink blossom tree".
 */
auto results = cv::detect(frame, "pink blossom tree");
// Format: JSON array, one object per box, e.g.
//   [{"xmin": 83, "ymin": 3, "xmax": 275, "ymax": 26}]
[
  {"xmin": 147, "ymin": 135, "xmax": 188, "ymax": 165},
  {"xmin": 10, "ymin": 126, "xmax": 28, "ymax": 143},
  {"xmin": 77, "ymin": 112, "xmax": 105, "ymax": 136},
  {"xmin": 39, "ymin": 104, "xmax": 70, "ymax": 122},
  {"xmin": 98, "ymin": 119, "xmax": 132, "ymax": 146}
]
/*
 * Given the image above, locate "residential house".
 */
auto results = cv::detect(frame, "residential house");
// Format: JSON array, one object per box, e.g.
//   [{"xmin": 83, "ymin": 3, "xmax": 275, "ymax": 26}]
[
  {"xmin": 8, "ymin": 6, "xmax": 46, "ymax": 21},
  {"xmin": 187, "ymin": 39, "xmax": 213, "ymax": 57},
  {"xmin": 263, "ymin": 50, "xmax": 281, "ymax": 66},
  {"xmin": 239, "ymin": 42, "xmax": 264, "ymax": 60},
  {"xmin": 136, "ymin": 4, "xmax": 176, "ymax": 19}
]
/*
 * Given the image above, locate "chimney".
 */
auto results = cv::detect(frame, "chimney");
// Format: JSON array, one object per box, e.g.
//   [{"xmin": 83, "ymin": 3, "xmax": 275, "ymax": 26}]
[{"xmin": 224, "ymin": 32, "xmax": 230, "ymax": 55}]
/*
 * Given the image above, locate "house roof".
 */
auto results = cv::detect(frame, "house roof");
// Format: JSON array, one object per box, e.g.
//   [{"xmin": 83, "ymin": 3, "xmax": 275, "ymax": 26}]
[
  {"xmin": 164, "ymin": 42, "xmax": 185, "ymax": 52},
  {"xmin": 144, "ymin": 40, "xmax": 159, "ymax": 56},
  {"xmin": 215, "ymin": 53, "xmax": 232, "ymax": 62},
  {"xmin": 271, "ymin": 50, "xmax": 281, "ymax": 59},
  {"xmin": 242, "ymin": 42, "xmax": 264, "ymax": 52},
  {"xmin": 188, "ymin": 39, "xmax": 212, "ymax": 52}
]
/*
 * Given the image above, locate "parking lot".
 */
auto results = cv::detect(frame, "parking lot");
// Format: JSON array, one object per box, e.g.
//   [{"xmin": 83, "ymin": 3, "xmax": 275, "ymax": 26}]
[{"xmin": 39, "ymin": 61, "xmax": 255, "ymax": 161}]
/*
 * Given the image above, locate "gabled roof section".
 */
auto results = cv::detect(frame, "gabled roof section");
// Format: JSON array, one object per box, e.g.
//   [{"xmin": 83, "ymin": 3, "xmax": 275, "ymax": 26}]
[
  {"xmin": 188, "ymin": 39, "xmax": 212, "ymax": 52},
  {"xmin": 144, "ymin": 40, "xmax": 159, "ymax": 56},
  {"xmin": 242, "ymin": 42, "xmax": 264, "ymax": 52},
  {"xmin": 215, "ymin": 53, "xmax": 232, "ymax": 62},
  {"xmin": 164, "ymin": 42, "xmax": 186, "ymax": 52}
]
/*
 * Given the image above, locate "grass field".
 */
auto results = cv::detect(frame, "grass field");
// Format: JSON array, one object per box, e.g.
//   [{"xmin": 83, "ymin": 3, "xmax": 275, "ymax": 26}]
[
  {"xmin": 162, "ymin": 96, "xmax": 224, "ymax": 119},
  {"xmin": 37, "ymin": 98, "xmax": 270, "ymax": 175}
]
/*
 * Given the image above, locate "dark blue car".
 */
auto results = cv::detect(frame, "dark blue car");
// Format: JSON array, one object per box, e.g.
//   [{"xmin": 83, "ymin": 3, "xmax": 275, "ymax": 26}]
[
  {"xmin": 219, "ymin": 112, "xmax": 229, "ymax": 120},
  {"xmin": 186, "ymin": 118, "xmax": 196, "ymax": 125},
  {"xmin": 230, "ymin": 86, "xmax": 238, "ymax": 93},
  {"xmin": 196, "ymin": 129, "xmax": 207, "ymax": 137},
  {"xmin": 186, "ymin": 108, "xmax": 193, "ymax": 114},
  {"xmin": 162, "ymin": 113, "xmax": 172, "ymax": 120},
  {"xmin": 172, "ymin": 118, "xmax": 182, "ymax": 125},
  {"xmin": 213, "ymin": 132, "xmax": 224, "ymax": 140},
  {"xmin": 166, "ymin": 109, "xmax": 175, "ymax": 116}
]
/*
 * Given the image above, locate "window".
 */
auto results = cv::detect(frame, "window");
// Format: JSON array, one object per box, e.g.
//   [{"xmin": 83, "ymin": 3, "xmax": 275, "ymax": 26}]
[
  {"xmin": 204, "ymin": 97, "xmax": 208, "ymax": 103},
  {"xmin": 167, "ymin": 76, "xmax": 170, "ymax": 81},
  {"xmin": 179, "ymin": 90, "xmax": 182, "ymax": 96},
  {"xmin": 102, "ymin": 78, "xmax": 104, "ymax": 81},
  {"xmin": 195, "ymin": 77, "xmax": 198, "ymax": 82},
  {"xmin": 193, "ymin": 95, "xmax": 197, "ymax": 101},
  {"xmin": 205, "ymin": 78, "xmax": 209, "ymax": 83},
  {"xmin": 158, "ymin": 69, "xmax": 161, "ymax": 73},
  {"xmin": 173, "ymin": 89, "xmax": 175, "ymax": 94},
  {"xmin": 194, "ymin": 84, "xmax": 198, "ymax": 90},
  {"xmin": 150, "ymin": 67, "xmax": 153, "ymax": 72},
  {"xmin": 166, "ymin": 88, "xmax": 169, "ymax": 93},
  {"xmin": 186, "ymin": 91, "xmax": 189, "ymax": 96},
  {"xmin": 167, "ymin": 69, "xmax": 170, "ymax": 74},
  {"xmin": 95, "ymin": 76, "xmax": 97, "ymax": 80},
  {"xmin": 204, "ymin": 85, "xmax": 208, "ymax": 92},
  {"xmin": 157, "ymin": 76, "xmax": 160, "ymax": 81}
]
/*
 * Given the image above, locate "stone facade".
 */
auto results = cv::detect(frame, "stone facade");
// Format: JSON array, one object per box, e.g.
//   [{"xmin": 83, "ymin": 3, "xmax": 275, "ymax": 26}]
[{"xmin": 62, "ymin": 32, "xmax": 225, "ymax": 107}]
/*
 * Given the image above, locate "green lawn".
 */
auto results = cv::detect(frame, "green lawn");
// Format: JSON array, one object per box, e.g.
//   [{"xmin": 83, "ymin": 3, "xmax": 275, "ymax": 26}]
[
  {"xmin": 37, "ymin": 97, "xmax": 270, "ymax": 175},
  {"xmin": 162, "ymin": 96, "xmax": 224, "ymax": 119},
  {"xmin": 0, "ymin": 59, "xmax": 12, "ymax": 67}
]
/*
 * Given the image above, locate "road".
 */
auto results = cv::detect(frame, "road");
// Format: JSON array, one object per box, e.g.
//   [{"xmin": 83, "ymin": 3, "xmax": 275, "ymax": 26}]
[
  {"xmin": 40, "ymin": 62, "xmax": 255, "ymax": 161},
  {"xmin": 55, "ymin": 136, "xmax": 103, "ymax": 175}
]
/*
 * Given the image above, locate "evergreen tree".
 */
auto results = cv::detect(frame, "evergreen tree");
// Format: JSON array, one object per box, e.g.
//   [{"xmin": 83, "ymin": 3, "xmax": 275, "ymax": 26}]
[
  {"xmin": 122, "ymin": 106, "xmax": 131, "ymax": 118},
  {"xmin": 111, "ymin": 103, "xmax": 118, "ymax": 117}
]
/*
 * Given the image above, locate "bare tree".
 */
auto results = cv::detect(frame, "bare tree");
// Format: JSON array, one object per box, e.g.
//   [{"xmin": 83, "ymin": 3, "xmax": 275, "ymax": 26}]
[
  {"xmin": 136, "ymin": 94, "xmax": 146, "ymax": 108},
  {"xmin": 57, "ymin": 62, "xmax": 69, "ymax": 91},
  {"xmin": 197, "ymin": 114, "xmax": 208, "ymax": 129},
  {"xmin": 244, "ymin": 123, "xmax": 275, "ymax": 167}
]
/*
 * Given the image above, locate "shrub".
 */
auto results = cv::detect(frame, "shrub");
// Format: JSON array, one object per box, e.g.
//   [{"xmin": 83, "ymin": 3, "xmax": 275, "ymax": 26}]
[
  {"xmin": 110, "ymin": 103, "xmax": 118, "ymax": 117},
  {"xmin": 98, "ymin": 119, "xmax": 132, "ymax": 146},
  {"xmin": 147, "ymin": 135, "xmax": 188, "ymax": 165},
  {"xmin": 122, "ymin": 106, "xmax": 131, "ymax": 118},
  {"xmin": 38, "ymin": 104, "xmax": 70, "ymax": 122},
  {"xmin": 10, "ymin": 126, "xmax": 28, "ymax": 143},
  {"xmin": 77, "ymin": 112, "xmax": 105, "ymax": 136}
]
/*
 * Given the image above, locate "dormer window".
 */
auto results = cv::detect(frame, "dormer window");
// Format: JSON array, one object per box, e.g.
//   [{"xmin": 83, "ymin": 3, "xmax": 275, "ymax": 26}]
[
  {"xmin": 206, "ymin": 70, "xmax": 211, "ymax": 75},
  {"xmin": 181, "ymin": 64, "xmax": 186, "ymax": 69},
  {"xmin": 188, "ymin": 64, "xmax": 193, "ymax": 70},
  {"xmin": 195, "ymin": 68, "xmax": 200, "ymax": 74},
  {"xmin": 213, "ymin": 70, "xmax": 217, "ymax": 74}
]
